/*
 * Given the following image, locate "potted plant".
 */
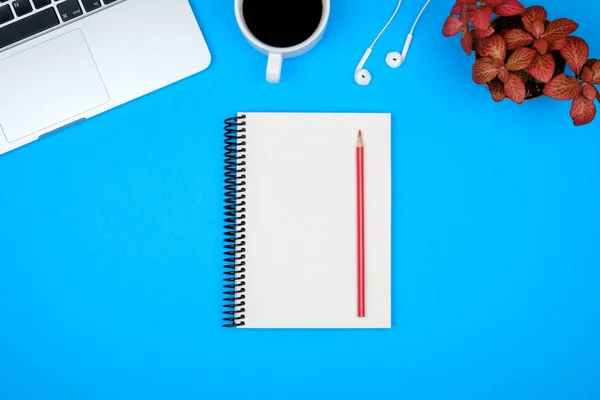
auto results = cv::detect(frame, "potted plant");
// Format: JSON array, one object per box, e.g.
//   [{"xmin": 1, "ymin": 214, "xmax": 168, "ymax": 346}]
[{"xmin": 443, "ymin": 0, "xmax": 600, "ymax": 126}]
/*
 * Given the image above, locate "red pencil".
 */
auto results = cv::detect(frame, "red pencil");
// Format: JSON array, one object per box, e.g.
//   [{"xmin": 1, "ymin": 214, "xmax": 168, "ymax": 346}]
[{"xmin": 356, "ymin": 130, "xmax": 365, "ymax": 318}]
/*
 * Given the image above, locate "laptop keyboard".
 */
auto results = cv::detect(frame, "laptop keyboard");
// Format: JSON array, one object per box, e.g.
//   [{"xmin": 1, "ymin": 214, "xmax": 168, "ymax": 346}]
[{"xmin": 0, "ymin": 0, "xmax": 123, "ymax": 51}]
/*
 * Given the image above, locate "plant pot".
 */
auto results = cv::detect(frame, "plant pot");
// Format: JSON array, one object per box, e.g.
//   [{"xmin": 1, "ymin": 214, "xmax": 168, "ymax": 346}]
[{"xmin": 477, "ymin": 15, "xmax": 567, "ymax": 101}]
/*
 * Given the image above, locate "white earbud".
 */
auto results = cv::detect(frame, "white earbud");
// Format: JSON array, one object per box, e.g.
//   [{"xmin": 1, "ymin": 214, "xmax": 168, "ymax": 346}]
[
  {"xmin": 354, "ymin": 69, "xmax": 372, "ymax": 86},
  {"xmin": 386, "ymin": 1, "xmax": 429, "ymax": 69},
  {"xmin": 354, "ymin": 0, "xmax": 430, "ymax": 84},
  {"xmin": 354, "ymin": 48, "xmax": 373, "ymax": 85},
  {"xmin": 386, "ymin": 34, "xmax": 413, "ymax": 68},
  {"xmin": 385, "ymin": 51, "xmax": 403, "ymax": 69},
  {"xmin": 354, "ymin": 0, "xmax": 402, "ymax": 85}
]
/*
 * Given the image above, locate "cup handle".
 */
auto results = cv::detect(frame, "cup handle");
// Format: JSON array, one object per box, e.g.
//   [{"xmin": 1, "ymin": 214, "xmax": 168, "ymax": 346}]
[{"xmin": 266, "ymin": 53, "xmax": 283, "ymax": 83}]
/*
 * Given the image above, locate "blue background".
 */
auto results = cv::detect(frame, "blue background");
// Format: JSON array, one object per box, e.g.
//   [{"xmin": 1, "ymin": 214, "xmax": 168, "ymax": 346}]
[{"xmin": 1, "ymin": 0, "xmax": 600, "ymax": 398}]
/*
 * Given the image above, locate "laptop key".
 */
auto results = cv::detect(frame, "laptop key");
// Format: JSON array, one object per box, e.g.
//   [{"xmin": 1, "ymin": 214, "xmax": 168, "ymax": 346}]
[
  {"xmin": 0, "ymin": 4, "xmax": 14, "ymax": 24},
  {"xmin": 80, "ymin": 0, "xmax": 101, "ymax": 12},
  {"xmin": 57, "ymin": 0, "xmax": 82, "ymax": 22},
  {"xmin": 12, "ymin": 0, "xmax": 33, "ymax": 17},
  {"xmin": 0, "ymin": 7, "xmax": 58, "ymax": 50},
  {"xmin": 31, "ymin": 0, "xmax": 51, "ymax": 8}
]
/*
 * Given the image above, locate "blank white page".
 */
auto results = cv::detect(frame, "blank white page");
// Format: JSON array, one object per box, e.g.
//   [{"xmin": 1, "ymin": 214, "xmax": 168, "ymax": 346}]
[{"xmin": 240, "ymin": 112, "xmax": 391, "ymax": 328}]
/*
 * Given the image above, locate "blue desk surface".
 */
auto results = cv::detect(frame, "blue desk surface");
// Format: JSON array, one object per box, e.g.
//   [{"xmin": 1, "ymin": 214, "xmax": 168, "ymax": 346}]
[{"xmin": 1, "ymin": 1, "xmax": 600, "ymax": 398}]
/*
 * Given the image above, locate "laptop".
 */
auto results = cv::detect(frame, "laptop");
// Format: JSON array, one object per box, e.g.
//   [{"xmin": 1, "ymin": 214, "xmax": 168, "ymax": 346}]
[{"xmin": 0, "ymin": 0, "xmax": 211, "ymax": 156}]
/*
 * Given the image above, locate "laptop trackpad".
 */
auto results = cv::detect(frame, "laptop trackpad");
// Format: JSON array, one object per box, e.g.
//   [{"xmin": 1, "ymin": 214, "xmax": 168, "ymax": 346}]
[{"xmin": 0, "ymin": 30, "xmax": 109, "ymax": 143}]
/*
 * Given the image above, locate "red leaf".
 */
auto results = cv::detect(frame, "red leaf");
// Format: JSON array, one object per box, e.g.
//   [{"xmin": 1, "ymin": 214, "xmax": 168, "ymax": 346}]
[
  {"xmin": 570, "ymin": 95, "xmax": 597, "ymax": 126},
  {"xmin": 581, "ymin": 66, "xmax": 593, "ymax": 84},
  {"xmin": 443, "ymin": 16, "xmax": 466, "ymax": 37},
  {"xmin": 460, "ymin": 4, "xmax": 473, "ymax": 24},
  {"xmin": 587, "ymin": 60, "xmax": 600, "ymax": 85},
  {"xmin": 543, "ymin": 74, "xmax": 583, "ymax": 100},
  {"xmin": 506, "ymin": 47, "xmax": 537, "ymax": 71},
  {"xmin": 531, "ymin": 20, "xmax": 546, "ymax": 38},
  {"xmin": 503, "ymin": 29, "xmax": 534, "ymax": 50},
  {"xmin": 529, "ymin": 53, "xmax": 556, "ymax": 83},
  {"xmin": 483, "ymin": 35, "xmax": 507, "ymax": 61},
  {"xmin": 486, "ymin": 0, "xmax": 506, "ymax": 6},
  {"xmin": 547, "ymin": 38, "xmax": 568, "ymax": 52},
  {"xmin": 522, "ymin": 6, "xmax": 547, "ymax": 35},
  {"xmin": 470, "ymin": 6, "xmax": 493, "ymax": 31},
  {"xmin": 498, "ymin": 68, "xmax": 510, "ymax": 83},
  {"xmin": 494, "ymin": 0, "xmax": 526, "ymax": 17},
  {"xmin": 461, "ymin": 31, "xmax": 474, "ymax": 55},
  {"xmin": 515, "ymin": 70, "xmax": 530, "ymax": 84},
  {"xmin": 505, "ymin": 73, "xmax": 526, "ymax": 104},
  {"xmin": 544, "ymin": 18, "xmax": 578, "ymax": 41},
  {"xmin": 584, "ymin": 58, "xmax": 597, "ymax": 69},
  {"xmin": 561, "ymin": 37, "xmax": 589, "ymax": 75},
  {"xmin": 475, "ymin": 27, "xmax": 495, "ymax": 38},
  {"xmin": 534, "ymin": 38, "xmax": 548, "ymax": 55},
  {"xmin": 583, "ymin": 84, "xmax": 599, "ymax": 101},
  {"xmin": 475, "ymin": 38, "xmax": 488, "ymax": 57},
  {"xmin": 455, "ymin": 3, "xmax": 477, "ymax": 24},
  {"xmin": 473, "ymin": 58, "xmax": 500, "ymax": 84},
  {"xmin": 489, "ymin": 80, "xmax": 506, "ymax": 102},
  {"xmin": 450, "ymin": 2, "xmax": 461, "ymax": 15}
]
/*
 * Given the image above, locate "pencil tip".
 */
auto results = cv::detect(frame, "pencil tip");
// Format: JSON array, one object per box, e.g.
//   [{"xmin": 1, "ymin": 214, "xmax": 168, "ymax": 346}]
[{"xmin": 358, "ymin": 130, "xmax": 362, "ymax": 137}]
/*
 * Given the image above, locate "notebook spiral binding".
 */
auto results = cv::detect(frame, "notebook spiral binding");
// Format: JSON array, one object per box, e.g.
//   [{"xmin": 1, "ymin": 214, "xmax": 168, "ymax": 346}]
[{"xmin": 223, "ymin": 115, "xmax": 247, "ymax": 327}]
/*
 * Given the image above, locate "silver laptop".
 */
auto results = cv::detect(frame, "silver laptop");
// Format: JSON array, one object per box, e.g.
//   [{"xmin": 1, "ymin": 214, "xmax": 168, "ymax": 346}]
[{"xmin": 0, "ymin": 0, "xmax": 211, "ymax": 156}]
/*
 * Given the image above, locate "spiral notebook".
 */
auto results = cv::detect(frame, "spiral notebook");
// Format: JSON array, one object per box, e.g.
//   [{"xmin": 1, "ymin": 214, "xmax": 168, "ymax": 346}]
[{"xmin": 223, "ymin": 112, "xmax": 392, "ymax": 328}]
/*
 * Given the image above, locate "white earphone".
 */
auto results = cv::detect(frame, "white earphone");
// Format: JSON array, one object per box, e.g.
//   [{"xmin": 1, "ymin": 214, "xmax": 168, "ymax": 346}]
[{"xmin": 354, "ymin": 0, "xmax": 431, "ymax": 85}]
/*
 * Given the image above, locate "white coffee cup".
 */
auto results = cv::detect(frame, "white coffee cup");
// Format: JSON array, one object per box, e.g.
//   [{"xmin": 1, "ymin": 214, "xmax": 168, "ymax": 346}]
[{"xmin": 234, "ymin": 0, "xmax": 330, "ymax": 83}]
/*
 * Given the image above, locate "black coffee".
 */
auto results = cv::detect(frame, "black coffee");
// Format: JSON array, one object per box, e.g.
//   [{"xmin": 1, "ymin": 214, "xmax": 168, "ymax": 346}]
[{"xmin": 243, "ymin": 0, "xmax": 323, "ymax": 48}]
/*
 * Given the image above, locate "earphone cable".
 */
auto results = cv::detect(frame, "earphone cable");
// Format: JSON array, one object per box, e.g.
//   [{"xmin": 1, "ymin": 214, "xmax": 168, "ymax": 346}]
[
  {"xmin": 409, "ymin": 0, "xmax": 431, "ymax": 35},
  {"xmin": 369, "ymin": 0, "xmax": 403, "ymax": 49}
]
